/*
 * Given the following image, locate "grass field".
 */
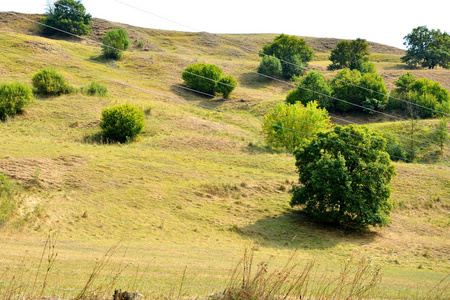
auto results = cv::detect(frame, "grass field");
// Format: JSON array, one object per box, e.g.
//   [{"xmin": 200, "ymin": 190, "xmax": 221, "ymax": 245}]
[{"xmin": 0, "ymin": 12, "xmax": 449, "ymax": 299}]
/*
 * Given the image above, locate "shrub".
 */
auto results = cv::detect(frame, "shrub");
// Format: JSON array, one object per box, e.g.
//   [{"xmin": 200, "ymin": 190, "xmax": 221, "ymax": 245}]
[
  {"xmin": 291, "ymin": 125, "xmax": 396, "ymax": 228},
  {"xmin": 32, "ymin": 68, "xmax": 71, "ymax": 96},
  {"xmin": 286, "ymin": 71, "xmax": 332, "ymax": 108},
  {"xmin": 217, "ymin": 75, "xmax": 237, "ymax": 98},
  {"xmin": 0, "ymin": 82, "xmax": 34, "ymax": 120},
  {"xmin": 100, "ymin": 104, "xmax": 145, "ymax": 143},
  {"xmin": 182, "ymin": 63, "xmax": 238, "ymax": 98},
  {"xmin": 82, "ymin": 82, "xmax": 107, "ymax": 96},
  {"xmin": 257, "ymin": 55, "xmax": 282, "ymax": 77},
  {"xmin": 41, "ymin": 0, "xmax": 92, "ymax": 36},
  {"xmin": 262, "ymin": 101, "xmax": 332, "ymax": 153},
  {"xmin": 102, "ymin": 28, "xmax": 130, "ymax": 60}
]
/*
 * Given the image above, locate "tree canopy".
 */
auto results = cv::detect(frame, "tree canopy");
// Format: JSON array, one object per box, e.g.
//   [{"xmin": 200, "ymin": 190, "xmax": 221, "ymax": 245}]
[
  {"xmin": 260, "ymin": 34, "xmax": 314, "ymax": 79},
  {"xmin": 286, "ymin": 71, "xmax": 332, "ymax": 108},
  {"xmin": 41, "ymin": 0, "xmax": 92, "ymax": 36},
  {"xmin": 102, "ymin": 28, "xmax": 130, "ymax": 60},
  {"xmin": 328, "ymin": 38, "xmax": 370, "ymax": 72},
  {"xmin": 401, "ymin": 26, "xmax": 450, "ymax": 69},
  {"xmin": 291, "ymin": 125, "xmax": 396, "ymax": 228},
  {"xmin": 262, "ymin": 101, "xmax": 332, "ymax": 153}
]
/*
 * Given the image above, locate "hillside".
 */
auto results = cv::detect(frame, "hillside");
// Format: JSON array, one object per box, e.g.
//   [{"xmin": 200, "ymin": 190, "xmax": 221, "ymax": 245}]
[{"xmin": 0, "ymin": 12, "xmax": 449, "ymax": 299}]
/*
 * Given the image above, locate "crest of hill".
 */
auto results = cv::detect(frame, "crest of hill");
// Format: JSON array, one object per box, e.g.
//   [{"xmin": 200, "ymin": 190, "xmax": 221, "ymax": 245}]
[{"xmin": 0, "ymin": 12, "xmax": 405, "ymax": 55}]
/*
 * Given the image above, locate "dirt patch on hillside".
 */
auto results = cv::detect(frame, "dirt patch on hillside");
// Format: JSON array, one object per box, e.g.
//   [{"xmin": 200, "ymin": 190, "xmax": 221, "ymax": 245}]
[{"xmin": 0, "ymin": 155, "xmax": 86, "ymax": 189}]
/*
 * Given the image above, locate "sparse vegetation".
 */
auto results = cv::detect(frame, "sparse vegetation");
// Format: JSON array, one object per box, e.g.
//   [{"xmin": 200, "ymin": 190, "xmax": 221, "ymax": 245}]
[
  {"xmin": 81, "ymin": 81, "xmax": 108, "ymax": 96},
  {"xmin": 0, "ymin": 174, "xmax": 20, "ymax": 226}
]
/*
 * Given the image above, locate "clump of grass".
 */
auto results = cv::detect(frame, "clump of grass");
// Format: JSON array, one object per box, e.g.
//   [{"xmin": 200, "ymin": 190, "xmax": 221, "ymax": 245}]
[
  {"xmin": 0, "ymin": 173, "xmax": 21, "ymax": 226},
  {"xmin": 81, "ymin": 82, "xmax": 108, "ymax": 97},
  {"xmin": 215, "ymin": 249, "xmax": 382, "ymax": 300}
]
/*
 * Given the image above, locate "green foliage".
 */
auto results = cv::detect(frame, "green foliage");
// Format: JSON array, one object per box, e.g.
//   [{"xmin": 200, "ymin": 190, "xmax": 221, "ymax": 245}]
[
  {"xmin": 260, "ymin": 34, "xmax": 314, "ymax": 79},
  {"xmin": 286, "ymin": 71, "xmax": 332, "ymax": 108},
  {"xmin": 402, "ymin": 26, "xmax": 450, "ymax": 69},
  {"xmin": 102, "ymin": 28, "xmax": 130, "ymax": 60},
  {"xmin": 81, "ymin": 82, "xmax": 107, "ymax": 96},
  {"xmin": 390, "ymin": 73, "xmax": 450, "ymax": 118},
  {"xmin": 0, "ymin": 174, "xmax": 20, "ymax": 226},
  {"xmin": 257, "ymin": 55, "xmax": 282, "ymax": 77},
  {"xmin": 433, "ymin": 118, "xmax": 449, "ymax": 153},
  {"xmin": 216, "ymin": 75, "xmax": 237, "ymax": 98},
  {"xmin": 32, "ymin": 68, "xmax": 71, "ymax": 96},
  {"xmin": 181, "ymin": 63, "xmax": 237, "ymax": 98},
  {"xmin": 328, "ymin": 38, "xmax": 370, "ymax": 72},
  {"xmin": 41, "ymin": 0, "xmax": 92, "ymax": 36},
  {"xmin": 291, "ymin": 125, "xmax": 396, "ymax": 228},
  {"xmin": 262, "ymin": 101, "xmax": 332, "ymax": 153},
  {"xmin": 0, "ymin": 82, "xmax": 34, "ymax": 121},
  {"xmin": 330, "ymin": 69, "xmax": 387, "ymax": 112},
  {"xmin": 100, "ymin": 104, "xmax": 145, "ymax": 143}
]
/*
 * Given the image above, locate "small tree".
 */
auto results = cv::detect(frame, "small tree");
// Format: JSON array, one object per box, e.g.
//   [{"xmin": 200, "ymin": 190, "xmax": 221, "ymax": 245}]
[
  {"xmin": 328, "ymin": 38, "xmax": 371, "ymax": 72},
  {"xmin": 100, "ymin": 104, "xmax": 145, "ymax": 143},
  {"xmin": 402, "ymin": 26, "xmax": 450, "ymax": 69},
  {"xmin": 257, "ymin": 55, "xmax": 282, "ymax": 77},
  {"xmin": 262, "ymin": 101, "xmax": 332, "ymax": 153},
  {"xmin": 102, "ymin": 28, "xmax": 130, "ymax": 60},
  {"xmin": 42, "ymin": 0, "xmax": 92, "ymax": 36},
  {"xmin": 260, "ymin": 34, "xmax": 314, "ymax": 79},
  {"xmin": 286, "ymin": 71, "xmax": 333, "ymax": 108},
  {"xmin": 433, "ymin": 118, "xmax": 449, "ymax": 153},
  {"xmin": 32, "ymin": 68, "xmax": 71, "ymax": 96},
  {"xmin": 291, "ymin": 125, "xmax": 396, "ymax": 228},
  {"xmin": 0, "ymin": 82, "xmax": 34, "ymax": 121}
]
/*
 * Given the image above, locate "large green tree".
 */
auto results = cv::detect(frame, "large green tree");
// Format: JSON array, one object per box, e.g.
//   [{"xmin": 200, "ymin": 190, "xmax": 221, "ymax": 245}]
[
  {"xmin": 262, "ymin": 101, "xmax": 332, "ymax": 153},
  {"xmin": 42, "ymin": 0, "xmax": 92, "ymax": 36},
  {"xmin": 260, "ymin": 34, "xmax": 314, "ymax": 79},
  {"xmin": 401, "ymin": 26, "xmax": 450, "ymax": 69},
  {"xmin": 328, "ymin": 38, "xmax": 371, "ymax": 72},
  {"xmin": 291, "ymin": 125, "xmax": 396, "ymax": 228}
]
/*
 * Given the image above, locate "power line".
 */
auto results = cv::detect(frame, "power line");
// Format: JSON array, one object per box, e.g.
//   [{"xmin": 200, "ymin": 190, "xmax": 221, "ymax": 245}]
[
  {"xmin": 0, "ymin": 44, "xmax": 414, "ymax": 162},
  {"xmin": 1, "ymin": 31, "xmax": 438, "ymax": 155},
  {"xmin": 111, "ymin": 0, "xmax": 449, "ymax": 118}
]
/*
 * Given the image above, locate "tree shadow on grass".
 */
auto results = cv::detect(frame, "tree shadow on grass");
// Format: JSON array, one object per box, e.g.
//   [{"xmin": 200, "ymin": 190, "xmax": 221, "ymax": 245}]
[
  {"xmin": 169, "ymin": 84, "xmax": 232, "ymax": 111},
  {"xmin": 235, "ymin": 210, "xmax": 378, "ymax": 250},
  {"xmin": 239, "ymin": 72, "xmax": 274, "ymax": 89}
]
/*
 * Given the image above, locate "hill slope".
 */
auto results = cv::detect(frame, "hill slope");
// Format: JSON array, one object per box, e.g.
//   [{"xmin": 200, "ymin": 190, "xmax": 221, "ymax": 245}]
[{"xmin": 0, "ymin": 12, "xmax": 449, "ymax": 299}]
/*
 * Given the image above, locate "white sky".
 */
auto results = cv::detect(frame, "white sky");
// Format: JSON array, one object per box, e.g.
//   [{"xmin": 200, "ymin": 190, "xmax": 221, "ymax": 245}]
[{"xmin": 2, "ymin": 0, "xmax": 449, "ymax": 49}]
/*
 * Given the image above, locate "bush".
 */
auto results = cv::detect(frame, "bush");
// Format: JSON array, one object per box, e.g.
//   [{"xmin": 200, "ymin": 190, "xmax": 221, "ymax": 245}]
[
  {"xmin": 102, "ymin": 28, "xmax": 130, "ymax": 60},
  {"xmin": 216, "ymin": 75, "xmax": 237, "ymax": 98},
  {"xmin": 100, "ymin": 104, "xmax": 145, "ymax": 143},
  {"xmin": 291, "ymin": 125, "xmax": 396, "ymax": 228},
  {"xmin": 182, "ymin": 63, "xmax": 237, "ymax": 98},
  {"xmin": 41, "ymin": 0, "xmax": 91, "ymax": 36},
  {"xmin": 257, "ymin": 55, "xmax": 282, "ymax": 77},
  {"xmin": 262, "ymin": 101, "xmax": 332, "ymax": 153},
  {"xmin": 32, "ymin": 68, "xmax": 71, "ymax": 96},
  {"xmin": 286, "ymin": 71, "xmax": 333, "ymax": 108},
  {"xmin": 0, "ymin": 82, "xmax": 34, "ymax": 121},
  {"xmin": 81, "ymin": 82, "xmax": 107, "ymax": 96}
]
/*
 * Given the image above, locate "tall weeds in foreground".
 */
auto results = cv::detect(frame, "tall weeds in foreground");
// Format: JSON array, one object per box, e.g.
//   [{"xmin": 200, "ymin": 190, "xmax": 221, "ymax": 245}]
[{"xmin": 216, "ymin": 249, "xmax": 381, "ymax": 300}]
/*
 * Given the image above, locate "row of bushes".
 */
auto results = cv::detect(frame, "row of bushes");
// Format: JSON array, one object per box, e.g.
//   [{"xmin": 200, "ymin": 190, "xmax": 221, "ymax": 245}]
[
  {"xmin": 0, "ymin": 68, "xmax": 107, "ymax": 120},
  {"xmin": 286, "ymin": 69, "xmax": 450, "ymax": 118}
]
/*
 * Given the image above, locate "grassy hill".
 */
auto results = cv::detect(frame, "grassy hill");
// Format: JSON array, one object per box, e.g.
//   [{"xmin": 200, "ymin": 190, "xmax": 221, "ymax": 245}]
[{"xmin": 0, "ymin": 12, "xmax": 449, "ymax": 299}]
